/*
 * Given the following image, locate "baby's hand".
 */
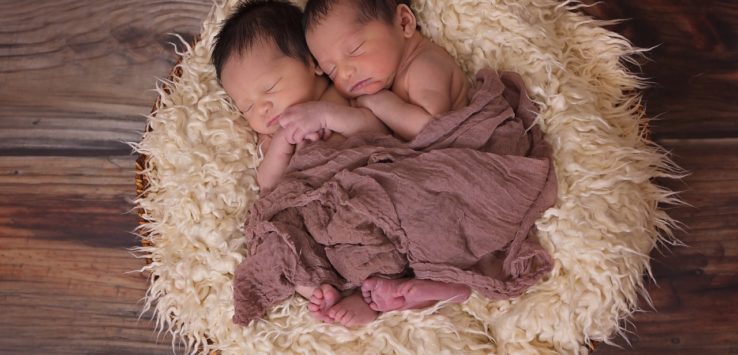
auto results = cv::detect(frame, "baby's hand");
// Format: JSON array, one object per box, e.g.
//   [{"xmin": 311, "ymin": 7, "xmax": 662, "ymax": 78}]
[
  {"xmin": 278, "ymin": 101, "xmax": 332, "ymax": 144},
  {"xmin": 355, "ymin": 90, "xmax": 394, "ymax": 113}
]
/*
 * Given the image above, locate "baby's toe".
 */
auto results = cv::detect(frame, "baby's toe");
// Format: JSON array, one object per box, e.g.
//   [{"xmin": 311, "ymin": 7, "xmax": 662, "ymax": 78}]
[
  {"xmin": 328, "ymin": 306, "xmax": 346, "ymax": 320},
  {"xmin": 361, "ymin": 278, "xmax": 377, "ymax": 292},
  {"xmin": 339, "ymin": 312, "xmax": 355, "ymax": 326},
  {"xmin": 334, "ymin": 309, "xmax": 348, "ymax": 321}
]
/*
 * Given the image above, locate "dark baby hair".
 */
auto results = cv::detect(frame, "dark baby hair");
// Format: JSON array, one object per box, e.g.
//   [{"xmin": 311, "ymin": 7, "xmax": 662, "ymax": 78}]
[
  {"xmin": 212, "ymin": 0, "xmax": 311, "ymax": 81},
  {"xmin": 303, "ymin": 0, "xmax": 414, "ymax": 32}
]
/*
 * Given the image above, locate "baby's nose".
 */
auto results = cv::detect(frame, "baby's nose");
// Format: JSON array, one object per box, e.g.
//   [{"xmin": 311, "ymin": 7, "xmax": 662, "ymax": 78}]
[
  {"xmin": 258, "ymin": 101, "xmax": 273, "ymax": 116},
  {"xmin": 340, "ymin": 65, "xmax": 355, "ymax": 81}
]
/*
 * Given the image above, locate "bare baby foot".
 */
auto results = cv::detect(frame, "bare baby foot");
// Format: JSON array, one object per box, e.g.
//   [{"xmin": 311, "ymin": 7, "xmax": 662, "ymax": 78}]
[
  {"xmin": 397, "ymin": 279, "xmax": 471, "ymax": 310},
  {"xmin": 361, "ymin": 277, "xmax": 410, "ymax": 311},
  {"xmin": 362, "ymin": 278, "xmax": 471, "ymax": 312},
  {"xmin": 308, "ymin": 284, "xmax": 341, "ymax": 323},
  {"xmin": 326, "ymin": 291, "xmax": 378, "ymax": 327}
]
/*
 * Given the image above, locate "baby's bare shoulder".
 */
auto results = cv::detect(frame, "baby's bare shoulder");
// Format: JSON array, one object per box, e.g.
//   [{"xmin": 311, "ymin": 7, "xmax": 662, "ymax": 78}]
[
  {"xmin": 412, "ymin": 47, "xmax": 453, "ymax": 74},
  {"xmin": 404, "ymin": 39, "xmax": 469, "ymax": 112},
  {"xmin": 406, "ymin": 41, "xmax": 462, "ymax": 86}
]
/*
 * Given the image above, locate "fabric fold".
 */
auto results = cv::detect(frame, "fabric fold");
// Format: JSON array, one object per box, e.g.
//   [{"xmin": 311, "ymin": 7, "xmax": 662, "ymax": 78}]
[{"xmin": 233, "ymin": 69, "xmax": 557, "ymax": 326}]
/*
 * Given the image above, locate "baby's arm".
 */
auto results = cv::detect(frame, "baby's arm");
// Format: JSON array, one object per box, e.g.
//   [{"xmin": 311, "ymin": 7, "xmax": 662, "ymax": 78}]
[
  {"xmin": 357, "ymin": 56, "xmax": 454, "ymax": 141},
  {"xmin": 256, "ymin": 129, "xmax": 294, "ymax": 190},
  {"xmin": 354, "ymin": 90, "xmax": 431, "ymax": 141},
  {"xmin": 278, "ymin": 101, "xmax": 387, "ymax": 144}
]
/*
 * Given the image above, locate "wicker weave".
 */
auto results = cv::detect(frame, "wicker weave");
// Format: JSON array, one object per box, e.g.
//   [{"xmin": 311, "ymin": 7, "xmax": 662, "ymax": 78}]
[{"xmin": 133, "ymin": 7, "xmax": 663, "ymax": 349}]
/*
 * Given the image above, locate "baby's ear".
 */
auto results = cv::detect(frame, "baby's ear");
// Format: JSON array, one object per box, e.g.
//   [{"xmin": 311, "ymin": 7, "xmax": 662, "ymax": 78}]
[
  {"xmin": 311, "ymin": 57, "xmax": 324, "ymax": 76},
  {"xmin": 396, "ymin": 4, "xmax": 416, "ymax": 38}
]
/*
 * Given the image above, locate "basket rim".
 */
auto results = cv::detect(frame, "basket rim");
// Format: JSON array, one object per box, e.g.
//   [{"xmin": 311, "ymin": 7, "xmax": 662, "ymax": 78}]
[
  {"xmin": 131, "ymin": 29, "xmax": 654, "ymax": 354},
  {"xmin": 135, "ymin": 38, "xmax": 195, "ymax": 263}
]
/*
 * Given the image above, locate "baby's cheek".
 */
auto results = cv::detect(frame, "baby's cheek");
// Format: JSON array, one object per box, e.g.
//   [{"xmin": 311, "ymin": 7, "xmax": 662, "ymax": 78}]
[{"xmin": 363, "ymin": 81, "xmax": 386, "ymax": 95}]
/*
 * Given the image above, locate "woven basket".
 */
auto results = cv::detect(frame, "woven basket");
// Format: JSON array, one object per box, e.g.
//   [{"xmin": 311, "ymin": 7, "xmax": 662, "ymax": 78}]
[
  {"xmin": 135, "ymin": 64, "xmax": 182, "ymax": 265},
  {"xmin": 134, "ymin": 57, "xmax": 652, "ymax": 269},
  {"xmin": 129, "ymin": 0, "xmax": 676, "ymax": 353},
  {"xmin": 132, "ymin": 59, "xmax": 659, "ymax": 355},
  {"xmin": 134, "ymin": 60, "xmax": 215, "ymax": 351}
]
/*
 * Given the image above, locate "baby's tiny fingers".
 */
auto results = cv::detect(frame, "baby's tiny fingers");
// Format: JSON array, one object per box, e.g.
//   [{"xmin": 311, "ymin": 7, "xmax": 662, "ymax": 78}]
[
  {"xmin": 277, "ymin": 112, "xmax": 296, "ymax": 128},
  {"xmin": 322, "ymin": 129, "xmax": 333, "ymax": 140},
  {"xmin": 292, "ymin": 127, "xmax": 307, "ymax": 145},
  {"xmin": 304, "ymin": 132, "xmax": 319, "ymax": 142},
  {"xmin": 287, "ymin": 132, "xmax": 297, "ymax": 145},
  {"xmin": 294, "ymin": 130, "xmax": 309, "ymax": 144}
]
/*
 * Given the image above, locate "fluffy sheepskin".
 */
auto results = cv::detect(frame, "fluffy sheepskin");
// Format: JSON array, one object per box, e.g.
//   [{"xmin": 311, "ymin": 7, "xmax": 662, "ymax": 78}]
[{"xmin": 132, "ymin": 0, "xmax": 682, "ymax": 353}]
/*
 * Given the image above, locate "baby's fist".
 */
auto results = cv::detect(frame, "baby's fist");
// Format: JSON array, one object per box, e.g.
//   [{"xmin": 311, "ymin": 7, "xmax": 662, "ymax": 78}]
[
  {"xmin": 355, "ymin": 90, "xmax": 387, "ymax": 109},
  {"xmin": 278, "ymin": 102, "xmax": 330, "ymax": 144}
]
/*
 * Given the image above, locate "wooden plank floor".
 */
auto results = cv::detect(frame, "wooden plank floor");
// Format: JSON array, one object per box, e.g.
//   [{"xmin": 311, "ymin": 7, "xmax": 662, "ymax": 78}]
[
  {"xmin": 582, "ymin": 1, "xmax": 738, "ymax": 353},
  {"xmin": 0, "ymin": 1, "xmax": 212, "ymax": 353},
  {"xmin": 0, "ymin": 1, "xmax": 735, "ymax": 354}
]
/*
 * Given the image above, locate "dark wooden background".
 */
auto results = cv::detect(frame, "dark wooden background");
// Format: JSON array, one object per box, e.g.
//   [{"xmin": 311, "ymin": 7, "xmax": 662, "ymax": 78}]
[{"xmin": 0, "ymin": 1, "xmax": 735, "ymax": 354}]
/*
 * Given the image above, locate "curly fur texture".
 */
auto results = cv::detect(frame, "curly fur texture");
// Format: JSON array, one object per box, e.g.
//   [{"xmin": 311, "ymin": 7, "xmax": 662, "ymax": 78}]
[{"xmin": 132, "ymin": 0, "xmax": 682, "ymax": 353}]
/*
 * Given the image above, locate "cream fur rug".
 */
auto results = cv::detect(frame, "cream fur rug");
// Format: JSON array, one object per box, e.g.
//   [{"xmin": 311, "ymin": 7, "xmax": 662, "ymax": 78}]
[{"xmin": 133, "ymin": 0, "xmax": 681, "ymax": 353}]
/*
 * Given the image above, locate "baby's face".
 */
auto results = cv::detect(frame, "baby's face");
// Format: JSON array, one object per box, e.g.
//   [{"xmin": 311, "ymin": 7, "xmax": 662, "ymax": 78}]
[
  {"xmin": 220, "ymin": 40, "xmax": 321, "ymax": 135},
  {"xmin": 306, "ymin": 2, "xmax": 409, "ymax": 98}
]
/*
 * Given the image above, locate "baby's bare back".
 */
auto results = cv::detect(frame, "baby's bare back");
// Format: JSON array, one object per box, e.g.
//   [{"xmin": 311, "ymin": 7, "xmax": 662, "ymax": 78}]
[{"xmin": 392, "ymin": 35, "xmax": 469, "ymax": 113}]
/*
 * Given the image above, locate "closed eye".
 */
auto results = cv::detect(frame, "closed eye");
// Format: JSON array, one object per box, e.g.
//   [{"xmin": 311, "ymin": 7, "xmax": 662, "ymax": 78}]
[
  {"xmin": 350, "ymin": 42, "xmax": 364, "ymax": 55},
  {"xmin": 266, "ymin": 79, "xmax": 281, "ymax": 93}
]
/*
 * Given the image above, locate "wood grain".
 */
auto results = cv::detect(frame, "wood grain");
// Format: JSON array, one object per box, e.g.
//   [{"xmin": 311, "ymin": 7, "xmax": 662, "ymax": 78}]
[
  {"xmin": 0, "ymin": 0, "xmax": 736, "ymax": 353},
  {"xmin": 595, "ymin": 142, "xmax": 738, "ymax": 355},
  {"xmin": 0, "ymin": 0, "xmax": 211, "ymax": 155},
  {"xmin": 581, "ymin": 2, "xmax": 738, "ymax": 352},
  {"xmin": 0, "ymin": 156, "xmax": 178, "ymax": 354},
  {"xmin": 580, "ymin": 0, "xmax": 738, "ymax": 140},
  {"xmin": 0, "ymin": 0, "xmax": 211, "ymax": 353}
]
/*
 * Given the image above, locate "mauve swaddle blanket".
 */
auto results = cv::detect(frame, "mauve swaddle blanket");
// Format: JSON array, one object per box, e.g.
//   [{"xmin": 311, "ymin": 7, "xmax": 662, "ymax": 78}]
[{"xmin": 233, "ymin": 69, "xmax": 556, "ymax": 326}]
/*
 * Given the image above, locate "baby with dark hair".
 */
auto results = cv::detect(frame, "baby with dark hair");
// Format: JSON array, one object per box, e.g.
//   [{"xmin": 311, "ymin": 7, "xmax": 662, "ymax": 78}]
[
  {"xmin": 299, "ymin": 0, "xmax": 473, "ymax": 315},
  {"xmin": 212, "ymin": 0, "xmax": 386, "ymax": 326},
  {"xmin": 301, "ymin": 0, "xmax": 469, "ymax": 140},
  {"xmin": 212, "ymin": 0, "xmax": 386, "ymax": 191}
]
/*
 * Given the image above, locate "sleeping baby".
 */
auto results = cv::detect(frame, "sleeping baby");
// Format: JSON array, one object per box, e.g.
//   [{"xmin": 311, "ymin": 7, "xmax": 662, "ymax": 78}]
[
  {"xmin": 299, "ymin": 0, "xmax": 473, "ymax": 315},
  {"xmin": 221, "ymin": 0, "xmax": 534, "ymax": 330},
  {"xmin": 212, "ymin": 0, "xmax": 387, "ymax": 326},
  {"xmin": 225, "ymin": 0, "xmax": 555, "ymax": 330},
  {"xmin": 212, "ymin": 0, "xmax": 386, "ymax": 191}
]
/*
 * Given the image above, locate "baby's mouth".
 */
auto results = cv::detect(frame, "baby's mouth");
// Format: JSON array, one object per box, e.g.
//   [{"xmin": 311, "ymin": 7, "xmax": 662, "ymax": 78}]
[
  {"xmin": 350, "ymin": 78, "xmax": 371, "ymax": 93},
  {"xmin": 267, "ymin": 114, "xmax": 282, "ymax": 127}
]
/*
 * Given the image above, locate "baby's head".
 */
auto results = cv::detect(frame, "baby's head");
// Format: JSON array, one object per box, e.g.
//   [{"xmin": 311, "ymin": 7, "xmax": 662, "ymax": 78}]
[
  {"xmin": 303, "ymin": 0, "xmax": 417, "ymax": 98},
  {"xmin": 212, "ymin": 0, "xmax": 325, "ymax": 135}
]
